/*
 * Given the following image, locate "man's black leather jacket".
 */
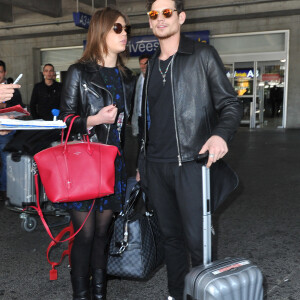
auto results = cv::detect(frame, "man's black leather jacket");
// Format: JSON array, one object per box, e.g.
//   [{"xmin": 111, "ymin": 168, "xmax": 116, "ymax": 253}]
[
  {"xmin": 60, "ymin": 62, "xmax": 135, "ymax": 145},
  {"xmin": 141, "ymin": 35, "xmax": 243, "ymax": 165}
]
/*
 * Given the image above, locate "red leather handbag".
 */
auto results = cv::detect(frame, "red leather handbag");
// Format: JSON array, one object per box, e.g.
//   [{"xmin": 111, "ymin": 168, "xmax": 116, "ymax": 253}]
[
  {"xmin": 34, "ymin": 115, "xmax": 120, "ymax": 203},
  {"xmin": 29, "ymin": 115, "xmax": 120, "ymax": 280}
]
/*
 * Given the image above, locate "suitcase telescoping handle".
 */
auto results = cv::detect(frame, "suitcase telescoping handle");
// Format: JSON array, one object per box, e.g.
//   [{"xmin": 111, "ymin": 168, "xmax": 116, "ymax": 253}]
[{"xmin": 195, "ymin": 152, "xmax": 212, "ymax": 266}]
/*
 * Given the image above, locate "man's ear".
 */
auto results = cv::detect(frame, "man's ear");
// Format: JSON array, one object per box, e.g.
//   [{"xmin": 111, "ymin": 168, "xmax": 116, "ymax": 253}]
[
  {"xmin": 179, "ymin": 11, "xmax": 186, "ymax": 25},
  {"xmin": 149, "ymin": 19, "xmax": 153, "ymax": 29}
]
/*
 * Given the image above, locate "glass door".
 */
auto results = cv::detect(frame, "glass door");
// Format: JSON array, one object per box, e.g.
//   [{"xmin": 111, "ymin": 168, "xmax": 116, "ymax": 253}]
[
  {"xmin": 233, "ymin": 62, "xmax": 257, "ymax": 128},
  {"xmin": 224, "ymin": 63, "xmax": 234, "ymax": 86},
  {"xmin": 256, "ymin": 60, "xmax": 285, "ymax": 128},
  {"xmin": 223, "ymin": 59, "xmax": 286, "ymax": 129}
]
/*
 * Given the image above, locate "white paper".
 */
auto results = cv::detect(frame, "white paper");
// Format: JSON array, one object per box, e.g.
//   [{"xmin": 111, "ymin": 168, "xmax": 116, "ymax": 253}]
[{"xmin": 0, "ymin": 119, "xmax": 66, "ymax": 130}]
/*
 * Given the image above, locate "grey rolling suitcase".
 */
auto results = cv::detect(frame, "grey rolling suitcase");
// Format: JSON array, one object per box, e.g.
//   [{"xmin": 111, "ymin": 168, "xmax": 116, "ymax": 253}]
[
  {"xmin": 184, "ymin": 158, "xmax": 263, "ymax": 300},
  {"xmin": 6, "ymin": 154, "xmax": 47, "ymax": 207}
]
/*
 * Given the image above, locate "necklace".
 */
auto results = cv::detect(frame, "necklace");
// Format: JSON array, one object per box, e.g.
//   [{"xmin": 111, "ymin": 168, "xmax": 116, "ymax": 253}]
[{"xmin": 158, "ymin": 55, "xmax": 175, "ymax": 86}]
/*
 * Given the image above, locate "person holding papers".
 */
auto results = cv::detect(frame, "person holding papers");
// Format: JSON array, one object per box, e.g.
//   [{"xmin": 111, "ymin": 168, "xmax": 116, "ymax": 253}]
[{"xmin": 0, "ymin": 60, "xmax": 24, "ymax": 201}]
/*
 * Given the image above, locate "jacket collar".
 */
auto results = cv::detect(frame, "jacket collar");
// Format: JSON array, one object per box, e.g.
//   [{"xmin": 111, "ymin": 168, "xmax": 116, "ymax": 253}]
[
  {"xmin": 83, "ymin": 62, "xmax": 102, "ymax": 73},
  {"xmin": 177, "ymin": 34, "xmax": 195, "ymax": 55},
  {"xmin": 151, "ymin": 33, "xmax": 194, "ymax": 61},
  {"xmin": 80, "ymin": 61, "xmax": 132, "ymax": 117},
  {"xmin": 81, "ymin": 62, "xmax": 107, "ymax": 89}
]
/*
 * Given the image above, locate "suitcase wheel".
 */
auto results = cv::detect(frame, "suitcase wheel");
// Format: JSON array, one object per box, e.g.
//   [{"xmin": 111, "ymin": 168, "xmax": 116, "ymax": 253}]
[{"xmin": 21, "ymin": 216, "xmax": 37, "ymax": 232}]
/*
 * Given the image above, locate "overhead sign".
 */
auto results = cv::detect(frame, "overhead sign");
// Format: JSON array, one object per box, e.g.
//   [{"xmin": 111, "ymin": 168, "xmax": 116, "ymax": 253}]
[
  {"xmin": 128, "ymin": 35, "xmax": 159, "ymax": 57},
  {"xmin": 73, "ymin": 12, "xmax": 91, "ymax": 29},
  {"xmin": 262, "ymin": 73, "xmax": 280, "ymax": 82},
  {"xmin": 128, "ymin": 30, "xmax": 210, "ymax": 57},
  {"xmin": 234, "ymin": 69, "xmax": 259, "ymax": 78}
]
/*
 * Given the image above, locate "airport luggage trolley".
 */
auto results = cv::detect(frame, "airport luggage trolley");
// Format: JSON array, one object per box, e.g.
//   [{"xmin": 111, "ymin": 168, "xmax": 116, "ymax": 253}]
[{"xmin": 5, "ymin": 153, "xmax": 70, "ymax": 232}]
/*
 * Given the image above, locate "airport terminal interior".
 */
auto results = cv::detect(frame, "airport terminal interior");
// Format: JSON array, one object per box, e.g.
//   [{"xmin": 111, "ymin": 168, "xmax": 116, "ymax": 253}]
[{"xmin": 0, "ymin": 1, "xmax": 300, "ymax": 299}]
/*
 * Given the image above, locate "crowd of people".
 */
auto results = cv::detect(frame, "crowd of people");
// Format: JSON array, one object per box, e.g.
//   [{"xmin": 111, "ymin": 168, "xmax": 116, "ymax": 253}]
[{"xmin": 0, "ymin": 1, "xmax": 243, "ymax": 299}]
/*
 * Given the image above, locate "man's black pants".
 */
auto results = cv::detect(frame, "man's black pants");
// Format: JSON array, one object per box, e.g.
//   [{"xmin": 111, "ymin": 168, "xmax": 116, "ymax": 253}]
[{"xmin": 147, "ymin": 160, "xmax": 203, "ymax": 300}]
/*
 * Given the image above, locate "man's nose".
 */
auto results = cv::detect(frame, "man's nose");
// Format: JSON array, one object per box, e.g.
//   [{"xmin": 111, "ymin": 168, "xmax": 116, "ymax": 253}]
[{"xmin": 157, "ymin": 12, "xmax": 165, "ymax": 21}]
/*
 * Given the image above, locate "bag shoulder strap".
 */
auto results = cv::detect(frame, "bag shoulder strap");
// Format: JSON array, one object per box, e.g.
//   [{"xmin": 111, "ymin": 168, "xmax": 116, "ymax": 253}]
[
  {"xmin": 29, "ymin": 174, "xmax": 95, "ymax": 243},
  {"xmin": 47, "ymin": 223, "xmax": 74, "ymax": 280},
  {"xmin": 28, "ymin": 175, "xmax": 95, "ymax": 280}
]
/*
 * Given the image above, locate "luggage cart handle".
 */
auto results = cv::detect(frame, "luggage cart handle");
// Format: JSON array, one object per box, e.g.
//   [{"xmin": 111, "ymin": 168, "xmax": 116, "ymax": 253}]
[{"xmin": 194, "ymin": 151, "xmax": 209, "ymax": 165}]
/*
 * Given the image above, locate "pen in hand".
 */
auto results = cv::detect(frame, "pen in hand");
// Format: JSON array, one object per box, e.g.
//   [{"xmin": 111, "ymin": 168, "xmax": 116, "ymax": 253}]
[{"xmin": 13, "ymin": 74, "xmax": 23, "ymax": 84}]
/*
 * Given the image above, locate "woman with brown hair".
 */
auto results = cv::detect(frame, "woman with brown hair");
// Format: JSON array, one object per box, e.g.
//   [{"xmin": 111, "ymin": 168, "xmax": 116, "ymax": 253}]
[{"xmin": 59, "ymin": 7, "xmax": 135, "ymax": 300}]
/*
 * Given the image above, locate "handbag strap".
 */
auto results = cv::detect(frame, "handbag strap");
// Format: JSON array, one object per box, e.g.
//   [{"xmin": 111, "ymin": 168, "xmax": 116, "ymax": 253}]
[
  {"xmin": 61, "ymin": 114, "xmax": 74, "ymax": 143},
  {"xmin": 61, "ymin": 114, "xmax": 80, "ymax": 144},
  {"xmin": 47, "ymin": 223, "xmax": 74, "ymax": 280},
  {"xmin": 29, "ymin": 174, "xmax": 95, "ymax": 243},
  {"xmin": 111, "ymin": 185, "xmax": 151, "ymax": 255},
  {"xmin": 61, "ymin": 115, "xmax": 91, "ymax": 153},
  {"xmin": 122, "ymin": 182, "xmax": 147, "ymax": 217}
]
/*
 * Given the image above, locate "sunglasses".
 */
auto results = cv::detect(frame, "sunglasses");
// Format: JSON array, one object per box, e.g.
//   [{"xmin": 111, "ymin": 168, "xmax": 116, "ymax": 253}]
[
  {"xmin": 113, "ymin": 23, "xmax": 131, "ymax": 35},
  {"xmin": 147, "ymin": 9, "xmax": 178, "ymax": 20}
]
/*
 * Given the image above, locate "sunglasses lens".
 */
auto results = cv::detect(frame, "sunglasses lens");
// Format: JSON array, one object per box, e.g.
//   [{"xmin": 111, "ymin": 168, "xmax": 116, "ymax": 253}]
[
  {"xmin": 148, "ymin": 11, "xmax": 158, "ymax": 20},
  {"xmin": 113, "ymin": 23, "xmax": 130, "ymax": 34},
  {"xmin": 163, "ymin": 9, "xmax": 173, "ymax": 18},
  {"xmin": 113, "ymin": 23, "xmax": 122, "ymax": 34}
]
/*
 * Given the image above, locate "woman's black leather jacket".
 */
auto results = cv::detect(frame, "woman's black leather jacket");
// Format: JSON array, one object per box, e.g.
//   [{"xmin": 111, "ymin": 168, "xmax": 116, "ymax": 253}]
[
  {"xmin": 60, "ymin": 62, "xmax": 135, "ymax": 146},
  {"xmin": 141, "ymin": 35, "xmax": 243, "ymax": 165}
]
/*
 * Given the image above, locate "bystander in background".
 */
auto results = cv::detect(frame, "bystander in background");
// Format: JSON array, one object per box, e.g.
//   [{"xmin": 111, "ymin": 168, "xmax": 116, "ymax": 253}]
[{"xmin": 30, "ymin": 63, "xmax": 62, "ymax": 120}]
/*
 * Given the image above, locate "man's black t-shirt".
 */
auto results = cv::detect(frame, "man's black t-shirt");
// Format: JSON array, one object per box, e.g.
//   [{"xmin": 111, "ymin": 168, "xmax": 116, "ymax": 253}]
[{"xmin": 147, "ymin": 56, "xmax": 178, "ymax": 162}]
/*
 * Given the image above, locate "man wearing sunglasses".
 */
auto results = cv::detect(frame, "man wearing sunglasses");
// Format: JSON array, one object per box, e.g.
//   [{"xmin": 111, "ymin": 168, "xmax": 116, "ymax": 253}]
[{"xmin": 138, "ymin": 0, "xmax": 243, "ymax": 299}]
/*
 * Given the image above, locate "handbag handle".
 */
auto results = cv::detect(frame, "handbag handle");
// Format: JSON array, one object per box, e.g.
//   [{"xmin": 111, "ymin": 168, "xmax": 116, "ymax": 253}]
[
  {"xmin": 61, "ymin": 114, "xmax": 74, "ymax": 143},
  {"xmin": 111, "ymin": 184, "xmax": 151, "ymax": 255},
  {"xmin": 122, "ymin": 182, "xmax": 150, "ymax": 218},
  {"xmin": 61, "ymin": 114, "xmax": 92, "ymax": 154},
  {"xmin": 28, "ymin": 174, "xmax": 95, "ymax": 244},
  {"xmin": 122, "ymin": 183, "xmax": 142, "ymax": 216}
]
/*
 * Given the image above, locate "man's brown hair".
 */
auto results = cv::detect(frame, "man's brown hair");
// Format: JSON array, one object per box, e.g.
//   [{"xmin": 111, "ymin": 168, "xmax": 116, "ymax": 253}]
[{"xmin": 146, "ymin": 0, "xmax": 185, "ymax": 14}]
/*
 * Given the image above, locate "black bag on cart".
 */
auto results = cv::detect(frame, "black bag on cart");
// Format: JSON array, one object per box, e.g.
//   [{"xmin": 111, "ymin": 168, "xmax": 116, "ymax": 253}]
[
  {"xmin": 4, "ymin": 129, "xmax": 61, "ymax": 155},
  {"xmin": 184, "ymin": 154, "xmax": 263, "ymax": 300}
]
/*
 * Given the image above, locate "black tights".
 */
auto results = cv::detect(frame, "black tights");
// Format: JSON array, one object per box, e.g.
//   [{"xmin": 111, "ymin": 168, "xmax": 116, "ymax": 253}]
[{"xmin": 70, "ymin": 209, "xmax": 113, "ymax": 277}]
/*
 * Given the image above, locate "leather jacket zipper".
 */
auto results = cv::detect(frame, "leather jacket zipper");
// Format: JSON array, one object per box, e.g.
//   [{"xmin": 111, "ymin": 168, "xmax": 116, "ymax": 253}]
[
  {"xmin": 170, "ymin": 54, "xmax": 182, "ymax": 166},
  {"xmin": 90, "ymin": 81, "xmax": 114, "ymax": 102},
  {"xmin": 83, "ymin": 82, "xmax": 113, "ymax": 144},
  {"xmin": 144, "ymin": 63, "xmax": 151, "ymax": 157},
  {"xmin": 90, "ymin": 82, "xmax": 115, "ymax": 144},
  {"xmin": 82, "ymin": 83, "xmax": 100, "ymax": 98}
]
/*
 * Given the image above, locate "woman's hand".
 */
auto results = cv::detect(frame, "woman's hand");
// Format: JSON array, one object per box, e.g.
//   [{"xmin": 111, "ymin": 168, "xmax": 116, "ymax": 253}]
[{"xmin": 87, "ymin": 104, "xmax": 118, "ymax": 127}]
